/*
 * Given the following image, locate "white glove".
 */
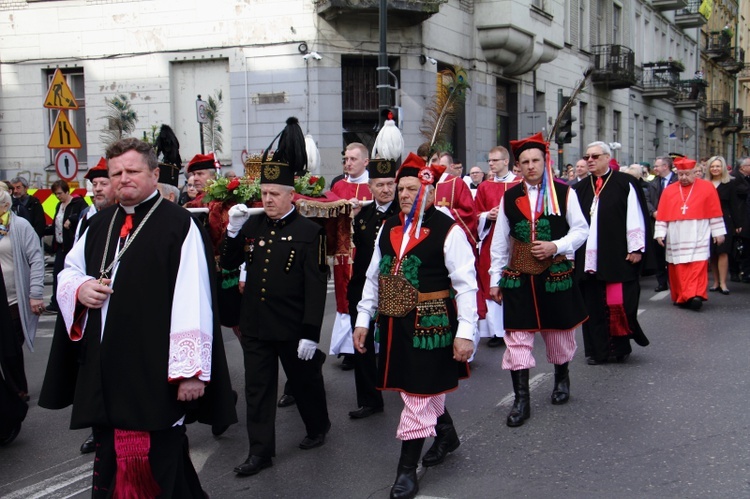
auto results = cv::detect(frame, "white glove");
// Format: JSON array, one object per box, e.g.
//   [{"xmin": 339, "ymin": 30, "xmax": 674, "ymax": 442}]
[
  {"xmin": 227, "ymin": 204, "xmax": 251, "ymax": 233},
  {"xmin": 297, "ymin": 339, "xmax": 318, "ymax": 361}
]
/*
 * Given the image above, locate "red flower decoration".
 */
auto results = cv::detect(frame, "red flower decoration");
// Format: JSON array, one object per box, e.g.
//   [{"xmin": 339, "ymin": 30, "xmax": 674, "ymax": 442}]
[
  {"xmin": 227, "ymin": 178, "xmax": 241, "ymax": 191},
  {"xmin": 308, "ymin": 176, "xmax": 319, "ymax": 185}
]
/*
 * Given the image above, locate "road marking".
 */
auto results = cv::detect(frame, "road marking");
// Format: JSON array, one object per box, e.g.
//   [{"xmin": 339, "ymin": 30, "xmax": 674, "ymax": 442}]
[
  {"xmin": 650, "ymin": 290, "xmax": 669, "ymax": 301},
  {"xmin": 2, "ymin": 463, "xmax": 91, "ymax": 499},
  {"xmin": 495, "ymin": 372, "xmax": 552, "ymax": 408}
]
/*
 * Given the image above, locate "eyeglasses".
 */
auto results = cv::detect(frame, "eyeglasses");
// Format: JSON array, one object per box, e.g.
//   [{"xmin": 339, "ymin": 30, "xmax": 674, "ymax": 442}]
[{"xmin": 582, "ymin": 153, "xmax": 606, "ymax": 161}]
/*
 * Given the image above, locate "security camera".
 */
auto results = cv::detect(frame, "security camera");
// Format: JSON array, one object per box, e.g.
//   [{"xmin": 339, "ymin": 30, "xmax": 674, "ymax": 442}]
[
  {"xmin": 427, "ymin": 56, "xmax": 437, "ymax": 65},
  {"xmin": 303, "ymin": 52, "xmax": 322, "ymax": 61}
]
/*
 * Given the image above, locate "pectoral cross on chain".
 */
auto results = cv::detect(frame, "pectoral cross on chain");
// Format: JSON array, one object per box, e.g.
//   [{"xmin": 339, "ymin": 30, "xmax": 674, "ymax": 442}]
[
  {"xmin": 681, "ymin": 205, "xmax": 688, "ymax": 215},
  {"xmin": 437, "ymin": 197, "xmax": 451, "ymax": 207}
]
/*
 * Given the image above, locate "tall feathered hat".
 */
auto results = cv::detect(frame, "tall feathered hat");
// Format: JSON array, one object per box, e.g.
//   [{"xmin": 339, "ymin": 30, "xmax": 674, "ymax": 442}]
[
  {"xmin": 373, "ymin": 109, "xmax": 404, "ymax": 162},
  {"xmin": 266, "ymin": 117, "xmax": 308, "ymax": 177},
  {"xmin": 155, "ymin": 124, "xmax": 182, "ymax": 186}
]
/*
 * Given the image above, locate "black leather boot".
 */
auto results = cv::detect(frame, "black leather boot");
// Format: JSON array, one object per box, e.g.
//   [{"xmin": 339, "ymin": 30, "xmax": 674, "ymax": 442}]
[
  {"xmin": 551, "ymin": 363, "xmax": 570, "ymax": 405},
  {"xmin": 506, "ymin": 369, "xmax": 530, "ymax": 427},
  {"xmin": 421, "ymin": 408, "xmax": 460, "ymax": 467},
  {"xmin": 390, "ymin": 438, "xmax": 425, "ymax": 499}
]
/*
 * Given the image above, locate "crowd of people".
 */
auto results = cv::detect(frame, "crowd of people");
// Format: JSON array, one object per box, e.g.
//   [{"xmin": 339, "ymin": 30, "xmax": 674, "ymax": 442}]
[{"xmin": 1, "ymin": 122, "xmax": 749, "ymax": 498}]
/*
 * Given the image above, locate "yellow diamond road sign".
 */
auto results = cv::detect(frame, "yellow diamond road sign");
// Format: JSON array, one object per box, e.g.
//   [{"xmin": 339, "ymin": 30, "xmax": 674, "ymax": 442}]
[
  {"xmin": 44, "ymin": 69, "xmax": 79, "ymax": 110},
  {"xmin": 48, "ymin": 111, "xmax": 82, "ymax": 149}
]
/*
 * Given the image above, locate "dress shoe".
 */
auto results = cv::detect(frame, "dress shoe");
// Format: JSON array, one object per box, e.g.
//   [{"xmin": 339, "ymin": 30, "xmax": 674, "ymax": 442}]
[
  {"xmin": 487, "ymin": 336, "xmax": 505, "ymax": 348},
  {"xmin": 654, "ymin": 284, "xmax": 668, "ymax": 292},
  {"xmin": 587, "ymin": 357, "xmax": 608, "ymax": 365},
  {"xmin": 720, "ymin": 288, "xmax": 730, "ymax": 295},
  {"xmin": 234, "ymin": 455, "xmax": 273, "ymax": 476},
  {"xmin": 299, "ymin": 421, "xmax": 331, "ymax": 450},
  {"xmin": 340, "ymin": 354, "xmax": 355, "ymax": 371},
  {"xmin": 80, "ymin": 433, "xmax": 95, "ymax": 454},
  {"xmin": 688, "ymin": 297, "xmax": 703, "ymax": 311},
  {"xmin": 348, "ymin": 406, "xmax": 384, "ymax": 419},
  {"xmin": 277, "ymin": 394, "xmax": 296, "ymax": 408},
  {"xmin": 709, "ymin": 286, "xmax": 720, "ymax": 292}
]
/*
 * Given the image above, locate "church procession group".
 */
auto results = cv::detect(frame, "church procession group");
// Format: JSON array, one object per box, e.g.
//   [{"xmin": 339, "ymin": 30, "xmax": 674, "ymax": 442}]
[{"xmin": 2, "ymin": 108, "xmax": 738, "ymax": 499}]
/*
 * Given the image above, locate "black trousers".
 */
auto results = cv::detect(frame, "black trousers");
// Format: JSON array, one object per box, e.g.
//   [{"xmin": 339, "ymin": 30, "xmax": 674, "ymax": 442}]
[
  {"xmin": 348, "ymin": 302, "xmax": 383, "ymax": 409},
  {"xmin": 0, "ymin": 304, "xmax": 27, "ymax": 396},
  {"xmin": 50, "ymin": 248, "xmax": 66, "ymax": 308},
  {"xmin": 653, "ymin": 241, "xmax": 669, "ymax": 287},
  {"xmin": 580, "ymin": 278, "xmax": 637, "ymax": 361},
  {"xmin": 241, "ymin": 336, "xmax": 329, "ymax": 457},
  {"xmin": 91, "ymin": 425, "xmax": 204, "ymax": 499}
]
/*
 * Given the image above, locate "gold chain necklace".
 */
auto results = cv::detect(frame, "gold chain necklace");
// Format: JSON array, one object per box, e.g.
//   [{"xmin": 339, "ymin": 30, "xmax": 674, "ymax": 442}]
[
  {"xmin": 98, "ymin": 197, "xmax": 163, "ymax": 283},
  {"xmin": 589, "ymin": 172, "xmax": 614, "ymax": 217}
]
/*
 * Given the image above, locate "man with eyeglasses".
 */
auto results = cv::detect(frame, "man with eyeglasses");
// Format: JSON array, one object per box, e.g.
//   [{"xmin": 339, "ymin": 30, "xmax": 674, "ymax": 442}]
[
  {"xmin": 573, "ymin": 142, "xmax": 651, "ymax": 365},
  {"xmin": 654, "ymin": 157, "xmax": 726, "ymax": 310},
  {"xmin": 463, "ymin": 166, "xmax": 486, "ymax": 198},
  {"xmin": 476, "ymin": 146, "xmax": 520, "ymax": 348}
]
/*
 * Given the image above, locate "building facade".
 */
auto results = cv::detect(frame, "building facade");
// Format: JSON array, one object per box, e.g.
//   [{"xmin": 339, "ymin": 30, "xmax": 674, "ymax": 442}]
[{"xmin": 0, "ymin": 0, "xmax": 744, "ymax": 186}]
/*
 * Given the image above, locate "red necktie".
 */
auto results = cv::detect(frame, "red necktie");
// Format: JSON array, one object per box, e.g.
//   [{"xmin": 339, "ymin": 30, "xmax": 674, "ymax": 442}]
[
  {"xmin": 595, "ymin": 176, "xmax": 603, "ymax": 196},
  {"xmin": 119, "ymin": 214, "xmax": 133, "ymax": 238}
]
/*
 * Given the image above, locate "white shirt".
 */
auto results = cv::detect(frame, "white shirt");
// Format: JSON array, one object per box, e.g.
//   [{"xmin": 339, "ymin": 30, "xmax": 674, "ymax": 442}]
[
  {"xmin": 355, "ymin": 219, "xmax": 478, "ymax": 341},
  {"xmin": 489, "ymin": 183, "xmax": 589, "ymax": 286}
]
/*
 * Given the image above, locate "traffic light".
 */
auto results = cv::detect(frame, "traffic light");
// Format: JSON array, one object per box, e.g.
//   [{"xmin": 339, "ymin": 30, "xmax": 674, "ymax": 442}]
[{"xmin": 556, "ymin": 97, "xmax": 577, "ymax": 145}]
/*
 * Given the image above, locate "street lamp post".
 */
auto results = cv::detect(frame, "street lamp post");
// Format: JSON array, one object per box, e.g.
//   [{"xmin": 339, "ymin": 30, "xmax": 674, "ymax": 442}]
[{"xmin": 377, "ymin": 0, "xmax": 390, "ymax": 128}]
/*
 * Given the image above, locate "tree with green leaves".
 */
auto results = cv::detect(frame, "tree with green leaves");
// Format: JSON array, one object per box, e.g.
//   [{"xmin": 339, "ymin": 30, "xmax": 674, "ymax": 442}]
[{"xmin": 100, "ymin": 94, "xmax": 138, "ymax": 147}]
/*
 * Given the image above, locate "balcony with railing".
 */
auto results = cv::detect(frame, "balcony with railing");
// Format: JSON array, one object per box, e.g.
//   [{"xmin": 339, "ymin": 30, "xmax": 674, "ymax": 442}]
[
  {"xmin": 722, "ymin": 109, "xmax": 744, "ymax": 135},
  {"xmin": 591, "ymin": 45, "xmax": 638, "ymax": 90},
  {"xmin": 702, "ymin": 100, "xmax": 731, "ymax": 130},
  {"xmin": 674, "ymin": 79, "xmax": 707, "ymax": 109},
  {"xmin": 720, "ymin": 47, "xmax": 745, "ymax": 75},
  {"xmin": 641, "ymin": 62, "xmax": 682, "ymax": 99},
  {"xmin": 315, "ymin": 0, "xmax": 446, "ymax": 26},
  {"xmin": 652, "ymin": 0, "xmax": 688, "ymax": 10},
  {"xmin": 674, "ymin": 0, "xmax": 708, "ymax": 29},
  {"xmin": 705, "ymin": 31, "xmax": 733, "ymax": 61}
]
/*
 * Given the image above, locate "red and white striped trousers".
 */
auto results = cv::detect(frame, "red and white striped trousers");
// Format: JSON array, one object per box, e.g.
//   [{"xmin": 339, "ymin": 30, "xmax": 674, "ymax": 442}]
[
  {"xmin": 501, "ymin": 330, "xmax": 577, "ymax": 370},
  {"xmin": 396, "ymin": 393, "xmax": 446, "ymax": 441}
]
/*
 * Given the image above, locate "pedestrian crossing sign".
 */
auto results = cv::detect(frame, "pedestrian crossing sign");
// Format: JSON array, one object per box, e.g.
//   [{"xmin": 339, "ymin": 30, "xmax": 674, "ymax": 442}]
[
  {"xmin": 43, "ymin": 69, "xmax": 79, "ymax": 110},
  {"xmin": 47, "ymin": 111, "xmax": 82, "ymax": 149}
]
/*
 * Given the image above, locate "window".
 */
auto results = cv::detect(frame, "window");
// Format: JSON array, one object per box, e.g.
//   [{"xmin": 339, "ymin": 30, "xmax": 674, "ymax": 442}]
[
  {"xmin": 613, "ymin": 110, "xmax": 621, "ymax": 144},
  {"xmin": 597, "ymin": 105, "xmax": 606, "ymax": 140},
  {"xmin": 45, "ymin": 67, "xmax": 87, "ymax": 166},
  {"xmin": 532, "ymin": 0, "xmax": 545, "ymax": 10},
  {"xmin": 613, "ymin": 4, "xmax": 621, "ymax": 45}
]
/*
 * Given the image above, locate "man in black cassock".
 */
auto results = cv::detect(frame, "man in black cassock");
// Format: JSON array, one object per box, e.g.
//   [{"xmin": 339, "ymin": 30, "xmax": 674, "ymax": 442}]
[
  {"xmin": 347, "ymin": 158, "xmax": 398, "ymax": 419},
  {"xmin": 574, "ymin": 141, "xmax": 651, "ymax": 365},
  {"xmin": 41, "ymin": 138, "xmax": 236, "ymax": 498},
  {"xmin": 222, "ymin": 160, "xmax": 330, "ymax": 477}
]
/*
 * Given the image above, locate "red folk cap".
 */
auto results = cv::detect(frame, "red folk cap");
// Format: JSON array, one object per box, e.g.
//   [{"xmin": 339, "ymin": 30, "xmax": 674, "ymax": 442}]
[
  {"xmin": 186, "ymin": 153, "xmax": 215, "ymax": 173},
  {"xmin": 396, "ymin": 152, "xmax": 445, "ymax": 187},
  {"xmin": 84, "ymin": 157, "xmax": 108, "ymax": 180},
  {"xmin": 510, "ymin": 132, "xmax": 548, "ymax": 161}
]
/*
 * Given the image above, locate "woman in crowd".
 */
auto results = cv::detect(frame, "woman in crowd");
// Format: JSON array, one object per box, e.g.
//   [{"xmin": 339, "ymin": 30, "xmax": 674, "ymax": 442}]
[
  {"xmin": 0, "ymin": 187, "xmax": 45, "ymax": 402},
  {"xmin": 44, "ymin": 180, "xmax": 85, "ymax": 312},
  {"xmin": 706, "ymin": 155, "xmax": 744, "ymax": 294},
  {"xmin": 179, "ymin": 175, "xmax": 198, "ymax": 206}
]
